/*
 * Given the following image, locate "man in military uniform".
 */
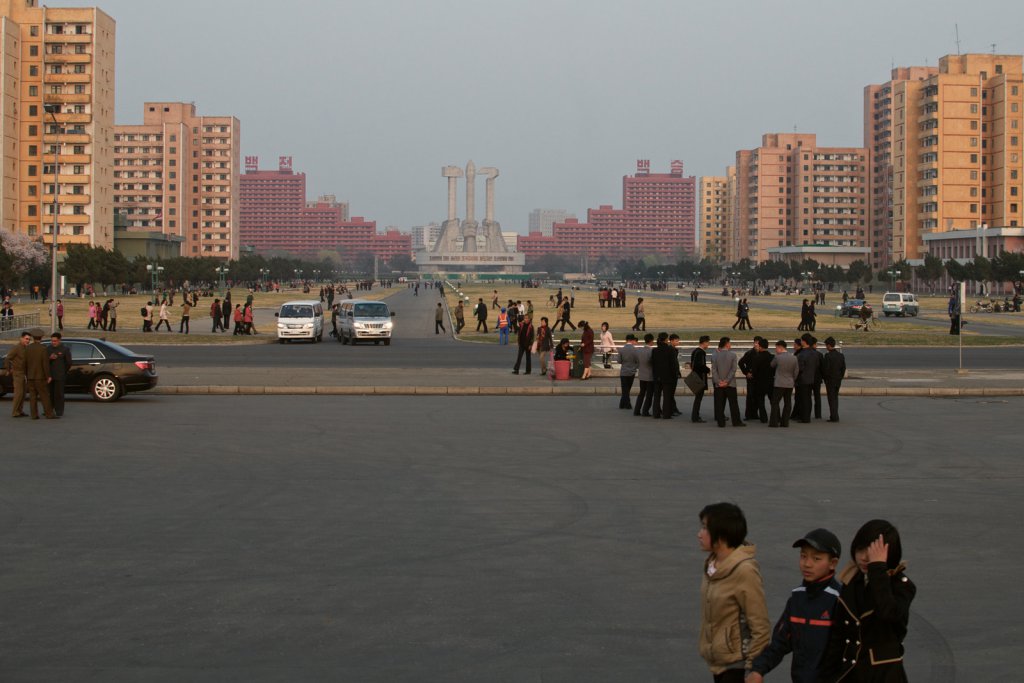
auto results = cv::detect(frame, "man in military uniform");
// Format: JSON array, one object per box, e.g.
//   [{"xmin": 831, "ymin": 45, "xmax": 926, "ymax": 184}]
[{"xmin": 4, "ymin": 331, "xmax": 31, "ymax": 417}]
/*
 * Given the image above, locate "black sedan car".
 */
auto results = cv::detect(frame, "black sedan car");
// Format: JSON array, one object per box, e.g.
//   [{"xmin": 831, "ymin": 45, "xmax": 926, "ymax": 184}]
[
  {"xmin": 838, "ymin": 298, "xmax": 868, "ymax": 317},
  {"xmin": 1, "ymin": 338, "xmax": 157, "ymax": 402}
]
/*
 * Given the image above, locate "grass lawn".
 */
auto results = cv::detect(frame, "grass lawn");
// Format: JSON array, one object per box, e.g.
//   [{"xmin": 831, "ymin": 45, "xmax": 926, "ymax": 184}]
[{"xmin": 448, "ymin": 283, "xmax": 1024, "ymax": 347}]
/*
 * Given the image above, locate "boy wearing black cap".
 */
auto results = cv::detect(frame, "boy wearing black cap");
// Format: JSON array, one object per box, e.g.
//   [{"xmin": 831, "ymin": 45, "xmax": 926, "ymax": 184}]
[{"xmin": 747, "ymin": 529, "xmax": 842, "ymax": 683}]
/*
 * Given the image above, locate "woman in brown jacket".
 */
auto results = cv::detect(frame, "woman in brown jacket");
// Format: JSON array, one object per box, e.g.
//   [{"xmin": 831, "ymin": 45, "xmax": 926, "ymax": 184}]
[{"xmin": 697, "ymin": 502, "xmax": 771, "ymax": 682}]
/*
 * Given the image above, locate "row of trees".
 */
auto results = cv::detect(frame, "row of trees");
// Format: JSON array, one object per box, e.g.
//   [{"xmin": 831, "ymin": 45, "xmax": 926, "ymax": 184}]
[
  {"xmin": 4, "ymin": 246, "xmax": 420, "ymax": 293},
  {"xmin": 529, "ymin": 250, "xmax": 1024, "ymax": 291}
]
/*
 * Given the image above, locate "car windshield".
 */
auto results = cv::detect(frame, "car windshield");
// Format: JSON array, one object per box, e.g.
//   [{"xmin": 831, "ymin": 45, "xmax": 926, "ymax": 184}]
[
  {"xmin": 354, "ymin": 303, "xmax": 389, "ymax": 317},
  {"xmin": 883, "ymin": 294, "xmax": 900, "ymax": 301},
  {"xmin": 280, "ymin": 305, "xmax": 314, "ymax": 318}
]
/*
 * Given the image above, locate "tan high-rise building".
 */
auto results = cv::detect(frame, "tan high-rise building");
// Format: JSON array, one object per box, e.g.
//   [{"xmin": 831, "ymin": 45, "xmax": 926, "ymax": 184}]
[
  {"xmin": 864, "ymin": 66, "xmax": 937, "ymax": 269},
  {"xmin": 733, "ymin": 133, "xmax": 869, "ymax": 265},
  {"xmin": 698, "ymin": 174, "xmax": 729, "ymax": 262},
  {"xmin": 0, "ymin": 0, "xmax": 115, "ymax": 249},
  {"xmin": 114, "ymin": 102, "xmax": 240, "ymax": 259},
  {"xmin": 887, "ymin": 54, "xmax": 1024, "ymax": 262}
]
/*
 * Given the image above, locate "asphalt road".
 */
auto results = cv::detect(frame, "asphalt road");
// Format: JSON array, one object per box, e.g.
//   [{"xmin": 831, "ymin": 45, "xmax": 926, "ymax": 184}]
[
  {"xmin": 124, "ymin": 288, "xmax": 1023, "ymax": 373},
  {"xmin": 1, "ymin": 394, "xmax": 1018, "ymax": 680}
]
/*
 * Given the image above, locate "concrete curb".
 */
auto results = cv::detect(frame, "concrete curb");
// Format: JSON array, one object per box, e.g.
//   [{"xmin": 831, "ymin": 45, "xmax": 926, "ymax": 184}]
[{"xmin": 151, "ymin": 385, "xmax": 1024, "ymax": 397}]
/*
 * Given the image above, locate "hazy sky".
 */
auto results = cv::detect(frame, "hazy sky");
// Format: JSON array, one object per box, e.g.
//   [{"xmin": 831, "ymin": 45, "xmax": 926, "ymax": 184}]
[{"xmin": 96, "ymin": 0, "xmax": 1023, "ymax": 233}]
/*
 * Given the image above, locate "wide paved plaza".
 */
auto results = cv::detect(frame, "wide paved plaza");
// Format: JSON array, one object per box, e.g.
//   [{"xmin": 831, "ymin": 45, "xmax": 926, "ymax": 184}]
[{"xmin": 1, "ymin": 394, "xmax": 1019, "ymax": 681}]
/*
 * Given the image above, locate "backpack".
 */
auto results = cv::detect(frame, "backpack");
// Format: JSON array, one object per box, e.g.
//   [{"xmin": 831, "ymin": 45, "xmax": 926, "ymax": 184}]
[{"xmin": 140, "ymin": 306, "xmax": 148, "ymax": 317}]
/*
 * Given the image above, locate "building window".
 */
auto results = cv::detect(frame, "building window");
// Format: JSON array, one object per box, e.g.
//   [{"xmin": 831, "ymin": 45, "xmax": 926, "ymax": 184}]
[
  {"xmin": 30, "ymin": 25, "xmax": 39, "ymax": 36},
  {"xmin": 28, "ymin": 85, "xmax": 38, "ymax": 96},
  {"xmin": 28, "ymin": 205, "xmax": 36, "ymax": 216},
  {"xmin": 971, "ymin": 87, "xmax": 978, "ymax": 96},
  {"xmin": 28, "ymin": 105, "xmax": 37, "ymax": 116},
  {"xmin": 27, "ymin": 165, "xmax": 37, "ymax": 176},
  {"xmin": 29, "ymin": 45, "xmax": 38, "ymax": 56}
]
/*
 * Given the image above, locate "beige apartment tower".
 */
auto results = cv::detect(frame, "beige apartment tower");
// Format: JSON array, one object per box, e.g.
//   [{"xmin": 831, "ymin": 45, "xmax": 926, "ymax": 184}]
[
  {"xmin": 0, "ymin": 0, "xmax": 115, "ymax": 249},
  {"xmin": 885, "ymin": 54, "xmax": 1024, "ymax": 263},
  {"xmin": 114, "ymin": 102, "xmax": 240, "ymax": 259},
  {"xmin": 733, "ymin": 133, "xmax": 869, "ymax": 264},
  {"xmin": 698, "ymin": 174, "xmax": 729, "ymax": 262},
  {"xmin": 864, "ymin": 66, "xmax": 937, "ymax": 269}
]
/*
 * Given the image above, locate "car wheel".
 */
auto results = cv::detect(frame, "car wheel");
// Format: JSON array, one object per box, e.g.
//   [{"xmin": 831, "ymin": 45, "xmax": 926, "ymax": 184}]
[
  {"xmin": 884, "ymin": 312, "xmax": 892, "ymax": 317},
  {"xmin": 279, "ymin": 338, "xmax": 285, "ymax": 344},
  {"xmin": 91, "ymin": 375, "xmax": 122, "ymax": 402},
  {"xmin": 351, "ymin": 334, "xmax": 358, "ymax": 346}
]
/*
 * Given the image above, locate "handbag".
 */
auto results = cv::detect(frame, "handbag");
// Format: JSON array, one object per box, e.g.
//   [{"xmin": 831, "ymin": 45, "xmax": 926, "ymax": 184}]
[
  {"xmin": 683, "ymin": 370, "xmax": 706, "ymax": 395},
  {"xmin": 530, "ymin": 341, "xmax": 538, "ymax": 354}
]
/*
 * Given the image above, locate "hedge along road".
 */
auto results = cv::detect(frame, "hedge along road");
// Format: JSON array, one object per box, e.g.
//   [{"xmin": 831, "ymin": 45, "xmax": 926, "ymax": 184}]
[{"xmin": 116, "ymin": 287, "xmax": 1024, "ymax": 374}]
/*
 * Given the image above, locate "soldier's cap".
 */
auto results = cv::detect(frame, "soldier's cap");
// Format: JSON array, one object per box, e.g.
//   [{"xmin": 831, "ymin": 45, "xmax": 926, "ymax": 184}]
[
  {"xmin": 793, "ymin": 528, "xmax": 841, "ymax": 558},
  {"xmin": 625, "ymin": 333, "xmax": 637, "ymax": 341}
]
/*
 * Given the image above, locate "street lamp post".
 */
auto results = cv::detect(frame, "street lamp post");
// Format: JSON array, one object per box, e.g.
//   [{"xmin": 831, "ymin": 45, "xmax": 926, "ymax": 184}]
[
  {"xmin": 215, "ymin": 265, "xmax": 228, "ymax": 292},
  {"xmin": 44, "ymin": 103, "xmax": 61, "ymax": 333},
  {"xmin": 146, "ymin": 263, "xmax": 164, "ymax": 294},
  {"xmin": 294, "ymin": 269, "xmax": 303, "ymax": 285},
  {"xmin": 259, "ymin": 268, "xmax": 270, "ymax": 286},
  {"xmin": 888, "ymin": 269, "xmax": 901, "ymax": 292}
]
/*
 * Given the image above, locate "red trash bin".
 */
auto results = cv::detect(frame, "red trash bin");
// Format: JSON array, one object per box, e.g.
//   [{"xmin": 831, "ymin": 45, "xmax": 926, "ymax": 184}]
[{"xmin": 553, "ymin": 360, "xmax": 571, "ymax": 381}]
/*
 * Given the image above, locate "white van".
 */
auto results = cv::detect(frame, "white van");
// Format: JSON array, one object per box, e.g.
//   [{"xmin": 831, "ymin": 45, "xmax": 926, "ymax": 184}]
[
  {"xmin": 275, "ymin": 300, "xmax": 325, "ymax": 342},
  {"xmin": 882, "ymin": 292, "xmax": 920, "ymax": 317},
  {"xmin": 337, "ymin": 299, "xmax": 395, "ymax": 346}
]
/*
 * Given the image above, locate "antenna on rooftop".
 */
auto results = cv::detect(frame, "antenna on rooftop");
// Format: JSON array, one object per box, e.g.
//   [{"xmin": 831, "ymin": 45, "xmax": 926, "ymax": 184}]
[
  {"xmin": 991, "ymin": 43, "xmax": 997, "ymax": 54},
  {"xmin": 954, "ymin": 24, "xmax": 961, "ymax": 55}
]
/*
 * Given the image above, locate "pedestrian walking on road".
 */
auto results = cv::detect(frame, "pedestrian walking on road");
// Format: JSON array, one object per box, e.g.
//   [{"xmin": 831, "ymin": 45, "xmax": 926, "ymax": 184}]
[
  {"xmin": 179, "ymin": 300, "xmax": 191, "ymax": 334},
  {"xmin": 555, "ymin": 299, "xmax": 576, "ymax": 332},
  {"xmin": 107, "ymin": 299, "xmax": 118, "ymax": 331},
  {"xmin": 632, "ymin": 297, "xmax": 646, "ymax": 331},
  {"xmin": 512, "ymin": 315, "xmax": 534, "ymax": 375},
  {"xmin": 454, "ymin": 301, "xmax": 465, "ymax": 334},
  {"xmin": 55, "ymin": 299, "xmax": 64, "ymax": 331},
  {"xmin": 211, "ymin": 299, "xmax": 224, "ymax": 333},
  {"xmin": 475, "ymin": 298, "xmax": 488, "ymax": 332},
  {"xmin": 617, "ymin": 333, "xmax": 638, "ymax": 409},
  {"xmin": 819, "ymin": 520, "xmax": 915, "ymax": 683},
  {"xmin": 222, "ymin": 292, "xmax": 232, "ymax": 332},
  {"xmin": 155, "ymin": 302, "xmax": 171, "ymax": 332},
  {"xmin": 497, "ymin": 307, "xmax": 510, "ymax": 345},
  {"xmin": 696, "ymin": 502, "xmax": 770, "ymax": 681},
  {"xmin": 537, "ymin": 317, "xmax": 553, "ymax": 375},
  {"xmin": 435, "ymin": 303, "xmax": 446, "ymax": 335}
]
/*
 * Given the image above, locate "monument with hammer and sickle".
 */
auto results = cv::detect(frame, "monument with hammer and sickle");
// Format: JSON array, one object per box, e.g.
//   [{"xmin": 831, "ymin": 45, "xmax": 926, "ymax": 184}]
[{"xmin": 417, "ymin": 161, "xmax": 525, "ymax": 274}]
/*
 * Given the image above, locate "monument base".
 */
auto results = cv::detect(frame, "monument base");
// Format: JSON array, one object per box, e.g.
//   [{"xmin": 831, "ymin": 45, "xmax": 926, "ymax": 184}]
[{"xmin": 416, "ymin": 248, "xmax": 525, "ymax": 274}]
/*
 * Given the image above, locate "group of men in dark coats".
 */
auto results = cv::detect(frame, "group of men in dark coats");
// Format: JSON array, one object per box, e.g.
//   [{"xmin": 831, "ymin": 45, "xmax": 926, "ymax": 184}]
[
  {"xmin": 617, "ymin": 332, "xmax": 847, "ymax": 427},
  {"xmin": 3, "ymin": 329, "xmax": 72, "ymax": 419}
]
